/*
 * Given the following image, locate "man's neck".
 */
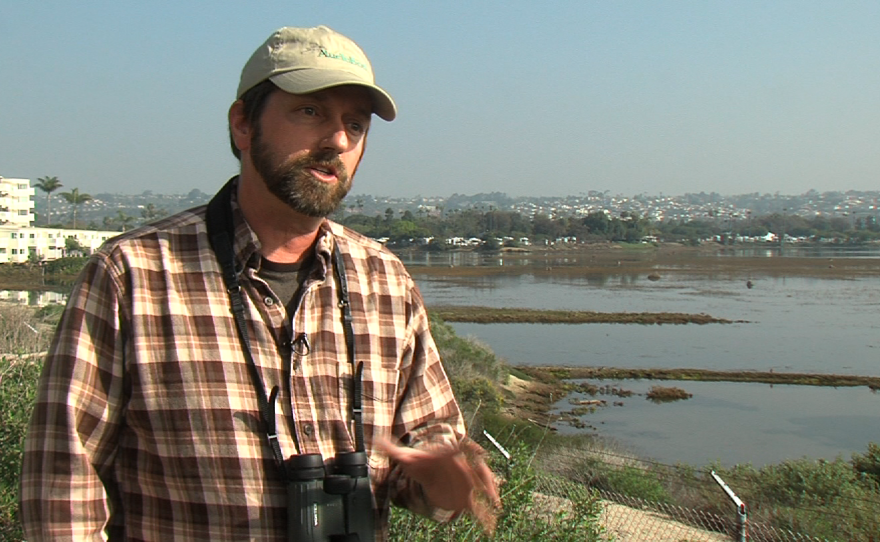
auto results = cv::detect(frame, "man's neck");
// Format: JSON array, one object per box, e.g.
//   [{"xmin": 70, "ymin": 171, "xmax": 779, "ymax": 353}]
[{"xmin": 236, "ymin": 173, "xmax": 323, "ymax": 264}]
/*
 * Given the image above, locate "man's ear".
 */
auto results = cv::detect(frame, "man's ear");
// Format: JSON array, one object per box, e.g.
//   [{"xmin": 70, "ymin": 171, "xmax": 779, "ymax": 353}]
[{"xmin": 229, "ymin": 100, "xmax": 252, "ymax": 154}]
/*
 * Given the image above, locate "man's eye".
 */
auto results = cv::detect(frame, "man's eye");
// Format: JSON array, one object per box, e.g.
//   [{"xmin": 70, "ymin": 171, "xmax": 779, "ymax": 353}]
[
  {"xmin": 349, "ymin": 121, "xmax": 366, "ymax": 134},
  {"xmin": 300, "ymin": 106, "xmax": 318, "ymax": 116}
]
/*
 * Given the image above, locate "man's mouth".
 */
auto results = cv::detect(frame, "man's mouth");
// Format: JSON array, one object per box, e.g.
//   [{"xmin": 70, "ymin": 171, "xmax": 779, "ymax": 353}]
[{"xmin": 308, "ymin": 163, "xmax": 339, "ymax": 183}]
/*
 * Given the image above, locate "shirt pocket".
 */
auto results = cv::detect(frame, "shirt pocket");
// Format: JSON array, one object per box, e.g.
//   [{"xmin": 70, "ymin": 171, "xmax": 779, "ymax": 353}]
[{"xmin": 358, "ymin": 362, "xmax": 399, "ymax": 446}]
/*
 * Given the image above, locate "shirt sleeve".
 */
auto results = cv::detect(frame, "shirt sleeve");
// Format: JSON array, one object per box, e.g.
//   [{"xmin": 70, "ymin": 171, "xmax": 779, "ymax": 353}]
[
  {"xmin": 386, "ymin": 280, "xmax": 466, "ymax": 521},
  {"xmin": 20, "ymin": 253, "xmax": 128, "ymax": 541}
]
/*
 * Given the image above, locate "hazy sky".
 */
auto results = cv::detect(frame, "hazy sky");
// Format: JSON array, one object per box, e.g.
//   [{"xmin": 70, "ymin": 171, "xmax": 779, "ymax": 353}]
[{"xmin": 3, "ymin": 1, "xmax": 879, "ymax": 198}]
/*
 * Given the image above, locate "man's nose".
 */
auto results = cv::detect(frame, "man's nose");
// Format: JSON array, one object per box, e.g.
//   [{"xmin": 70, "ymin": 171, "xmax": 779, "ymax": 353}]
[{"xmin": 320, "ymin": 121, "xmax": 350, "ymax": 153}]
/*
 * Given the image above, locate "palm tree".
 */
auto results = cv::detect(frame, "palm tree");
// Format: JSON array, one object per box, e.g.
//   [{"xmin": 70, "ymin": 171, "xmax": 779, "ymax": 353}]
[
  {"xmin": 60, "ymin": 188, "xmax": 93, "ymax": 229},
  {"xmin": 34, "ymin": 176, "xmax": 63, "ymax": 226},
  {"xmin": 103, "ymin": 210, "xmax": 136, "ymax": 231},
  {"xmin": 140, "ymin": 203, "xmax": 167, "ymax": 223},
  {"xmin": 115, "ymin": 210, "xmax": 136, "ymax": 232}
]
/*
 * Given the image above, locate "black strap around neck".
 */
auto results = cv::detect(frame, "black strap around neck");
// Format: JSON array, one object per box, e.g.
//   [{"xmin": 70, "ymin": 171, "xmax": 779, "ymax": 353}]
[
  {"xmin": 332, "ymin": 243, "xmax": 365, "ymax": 453},
  {"xmin": 205, "ymin": 178, "xmax": 366, "ymax": 473}
]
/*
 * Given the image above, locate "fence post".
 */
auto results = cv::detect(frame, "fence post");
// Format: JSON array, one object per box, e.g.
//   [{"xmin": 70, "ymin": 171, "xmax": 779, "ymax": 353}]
[
  {"xmin": 482, "ymin": 430, "xmax": 511, "ymax": 461},
  {"xmin": 711, "ymin": 470, "xmax": 748, "ymax": 542}
]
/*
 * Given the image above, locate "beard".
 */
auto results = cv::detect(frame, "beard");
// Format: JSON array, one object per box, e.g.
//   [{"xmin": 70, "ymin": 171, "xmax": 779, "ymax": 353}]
[{"xmin": 249, "ymin": 130, "xmax": 354, "ymax": 218}]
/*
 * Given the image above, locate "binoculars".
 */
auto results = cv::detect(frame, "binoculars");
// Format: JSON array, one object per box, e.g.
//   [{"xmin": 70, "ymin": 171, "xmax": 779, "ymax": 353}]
[{"xmin": 286, "ymin": 451, "xmax": 375, "ymax": 542}]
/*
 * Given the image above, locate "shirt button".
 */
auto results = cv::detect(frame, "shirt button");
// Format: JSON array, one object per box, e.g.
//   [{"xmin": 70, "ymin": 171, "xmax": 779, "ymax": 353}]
[
  {"xmin": 264, "ymin": 296, "xmax": 275, "ymax": 306},
  {"xmin": 303, "ymin": 424, "xmax": 314, "ymax": 436}
]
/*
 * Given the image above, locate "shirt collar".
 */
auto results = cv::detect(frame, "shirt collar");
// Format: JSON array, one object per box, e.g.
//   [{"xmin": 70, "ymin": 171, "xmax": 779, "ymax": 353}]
[{"xmin": 228, "ymin": 176, "xmax": 336, "ymax": 279}]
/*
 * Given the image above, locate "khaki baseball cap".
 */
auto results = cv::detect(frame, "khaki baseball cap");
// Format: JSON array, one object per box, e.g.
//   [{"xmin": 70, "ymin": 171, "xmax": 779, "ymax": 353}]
[{"xmin": 237, "ymin": 25, "xmax": 397, "ymax": 121}]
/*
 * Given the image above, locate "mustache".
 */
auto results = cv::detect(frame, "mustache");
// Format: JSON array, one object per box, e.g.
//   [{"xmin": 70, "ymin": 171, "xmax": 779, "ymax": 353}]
[{"xmin": 300, "ymin": 151, "xmax": 348, "ymax": 178}]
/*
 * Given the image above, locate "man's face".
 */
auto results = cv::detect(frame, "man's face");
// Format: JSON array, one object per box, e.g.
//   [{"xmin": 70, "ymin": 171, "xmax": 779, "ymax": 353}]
[{"xmin": 248, "ymin": 86, "xmax": 372, "ymax": 218}]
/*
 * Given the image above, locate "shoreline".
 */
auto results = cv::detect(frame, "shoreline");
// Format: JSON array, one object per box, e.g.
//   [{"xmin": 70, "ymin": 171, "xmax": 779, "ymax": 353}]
[
  {"xmin": 502, "ymin": 365, "xmax": 880, "ymax": 430},
  {"xmin": 530, "ymin": 365, "xmax": 880, "ymax": 390}
]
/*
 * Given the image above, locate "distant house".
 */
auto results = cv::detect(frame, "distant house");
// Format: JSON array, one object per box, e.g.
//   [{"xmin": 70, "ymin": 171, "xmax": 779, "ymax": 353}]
[
  {"xmin": 0, "ymin": 227, "xmax": 119, "ymax": 263},
  {"xmin": 0, "ymin": 176, "xmax": 118, "ymax": 263},
  {"xmin": 444, "ymin": 237, "xmax": 484, "ymax": 247}
]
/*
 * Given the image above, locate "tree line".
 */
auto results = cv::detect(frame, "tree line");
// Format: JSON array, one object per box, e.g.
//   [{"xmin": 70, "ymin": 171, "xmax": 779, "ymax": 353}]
[
  {"xmin": 332, "ymin": 206, "xmax": 880, "ymax": 248},
  {"xmin": 34, "ymin": 176, "xmax": 167, "ymax": 231},
  {"xmin": 32, "ymin": 176, "xmax": 880, "ymax": 243}
]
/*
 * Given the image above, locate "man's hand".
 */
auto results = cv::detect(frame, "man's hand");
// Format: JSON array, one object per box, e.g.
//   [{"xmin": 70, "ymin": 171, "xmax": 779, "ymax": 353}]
[{"xmin": 376, "ymin": 437, "xmax": 501, "ymax": 534}]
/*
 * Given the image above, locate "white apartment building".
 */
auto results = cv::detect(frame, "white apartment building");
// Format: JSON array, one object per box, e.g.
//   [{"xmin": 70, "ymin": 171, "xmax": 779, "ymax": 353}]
[
  {"xmin": 0, "ymin": 176, "xmax": 36, "ymax": 226},
  {"xmin": 0, "ymin": 177, "xmax": 118, "ymax": 263}
]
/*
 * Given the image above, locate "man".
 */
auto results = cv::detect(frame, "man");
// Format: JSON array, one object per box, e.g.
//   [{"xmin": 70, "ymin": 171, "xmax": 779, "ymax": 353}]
[{"xmin": 20, "ymin": 25, "xmax": 498, "ymax": 541}]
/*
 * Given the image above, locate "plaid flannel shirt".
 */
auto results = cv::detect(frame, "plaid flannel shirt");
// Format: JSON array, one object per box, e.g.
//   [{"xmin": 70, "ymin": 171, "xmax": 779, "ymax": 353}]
[{"xmin": 20, "ymin": 179, "xmax": 465, "ymax": 541}]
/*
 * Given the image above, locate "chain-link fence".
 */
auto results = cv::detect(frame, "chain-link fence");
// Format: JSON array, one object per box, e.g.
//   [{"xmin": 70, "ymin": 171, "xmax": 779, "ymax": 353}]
[
  {"xmin": 536, "ymin": 472, "xmax": 835, "ymax": 541},
  {"xmin": 480, "ymin": 431, "xmax": 879, "ymax": 541}
]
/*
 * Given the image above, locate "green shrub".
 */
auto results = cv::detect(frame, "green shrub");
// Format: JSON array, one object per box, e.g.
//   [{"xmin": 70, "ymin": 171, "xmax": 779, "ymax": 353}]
[
  {"xmin": 450, "ymin": 376, "xmax": 503, "ymax": 418},
  {"xmin": 600, "ymin": 465, "xmax": 671, "ymax": 503},
  {"xmin": 34, "ymin": 303, "xmax": 66, "ymax": 325},
  {"xmin": 387, "ymin": 443, "xmax": 605, "ymax": 541},
  {"xmin": 480, "ymin": 412, "xmax": 554, "ymax": 450},
  {"xmin": 429, "ymin": 314, "xmax": 508, "ymax": 422},
  {"xmin": 43, "ymin": 256, "xmax": 88, "ymax": 276},
  {"xmin": 715, "ymin": 457, "xmax": 880, "ymax": 541},
  {"xmin": 852, "ymin": 442, "xmax": 880, "ymax": 487},
  {"xmin": 430, "ymin": 315, "xmax": 507, "ymax": 386},
  {"xmin": 564, "ymin": 457, "xmax": 671, "ymax": 504},
  {"xmin": 0, "ymin": 356, "xmax": 42, "ymax": 541}
]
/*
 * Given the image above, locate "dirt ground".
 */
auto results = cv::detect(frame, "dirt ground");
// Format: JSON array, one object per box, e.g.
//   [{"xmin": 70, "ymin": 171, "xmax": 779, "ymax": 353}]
[
  {"xmin": 599, "ymin": 501, "xmax": 730, "ymax": 542},
  {"xmin": 501, "ymin": 373, "xmax": 566, "ymax": 427},
  {"xmin": 535, "ymin": 492, "xmax": 730, "ymax": 541}
]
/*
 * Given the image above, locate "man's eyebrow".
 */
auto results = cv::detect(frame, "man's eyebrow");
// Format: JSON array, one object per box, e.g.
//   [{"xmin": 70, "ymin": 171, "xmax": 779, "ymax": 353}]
[
  {"xmin": 354, "ymin": 105, "xmax": 372, "ymax": 119},
  {"xmin": 309, "ymin": 89, "xmax": 373, "ymax": 118},
  {"xmin": 344, "ymin": 102, "xmax": 373, "ymax": 122}
]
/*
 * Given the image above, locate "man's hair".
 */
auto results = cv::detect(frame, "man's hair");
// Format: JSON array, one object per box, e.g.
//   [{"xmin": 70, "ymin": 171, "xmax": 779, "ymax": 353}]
[{"xmin": 229, "ymin": 80, "xmax": 278, "ymax": 160}]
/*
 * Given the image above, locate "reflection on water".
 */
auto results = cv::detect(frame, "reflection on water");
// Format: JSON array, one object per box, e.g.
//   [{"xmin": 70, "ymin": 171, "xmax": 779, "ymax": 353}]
[
  {"xmin": 723, "ymin": 245, "xmax": 880, "ymax": 259},
  {"xmin": 413, "ymin": 261, "xmax": 880, "ymax": 467},
  {"xmin": 401, "ymin": 245, "xmax": 880, "ymax": 268},
  {"xmin": 0, "ymin": 290, "xmax": 67, "ymax": 306}
]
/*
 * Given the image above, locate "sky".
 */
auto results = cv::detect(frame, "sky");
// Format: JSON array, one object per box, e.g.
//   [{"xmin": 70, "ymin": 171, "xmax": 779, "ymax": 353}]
[{"xmin": 2, "ymin": 1, "xmax": 879, "ymax": 198}]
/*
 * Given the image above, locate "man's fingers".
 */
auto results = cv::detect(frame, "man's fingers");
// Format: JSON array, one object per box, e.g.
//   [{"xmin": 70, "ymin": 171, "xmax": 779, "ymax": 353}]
[
  {"xmin": 475, "ymin": 461, "xmax": 501, "ymax": 507},
  {"xmin": 375, "ymin": 437, "xmax": 458, "ymax": 466},
  {"xmin": 373, "ymin": 437, "xmax": 500, "ymax": 534}
]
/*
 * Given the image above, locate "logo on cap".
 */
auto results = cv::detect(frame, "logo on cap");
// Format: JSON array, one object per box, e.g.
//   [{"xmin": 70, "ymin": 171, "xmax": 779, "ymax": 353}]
[{"xmin": 318, "ymin": 48, "xmax": 368, "ymax": 71}]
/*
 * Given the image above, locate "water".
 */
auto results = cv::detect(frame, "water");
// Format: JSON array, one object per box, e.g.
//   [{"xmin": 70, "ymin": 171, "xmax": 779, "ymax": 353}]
[
  {"xmin": 436, "ymin": 276, "xmax": 880, "ymax": 375},
  {"xmin": 408, "ymin": 254, "xmax": 880, "ymax": 467},
  {"xmin": 7, "ymin": 249, "xmax": 880, "ymax": 466},
  {"xmin": 556, "ymin": 380, "xmax": 880, "ymax": 467}
]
